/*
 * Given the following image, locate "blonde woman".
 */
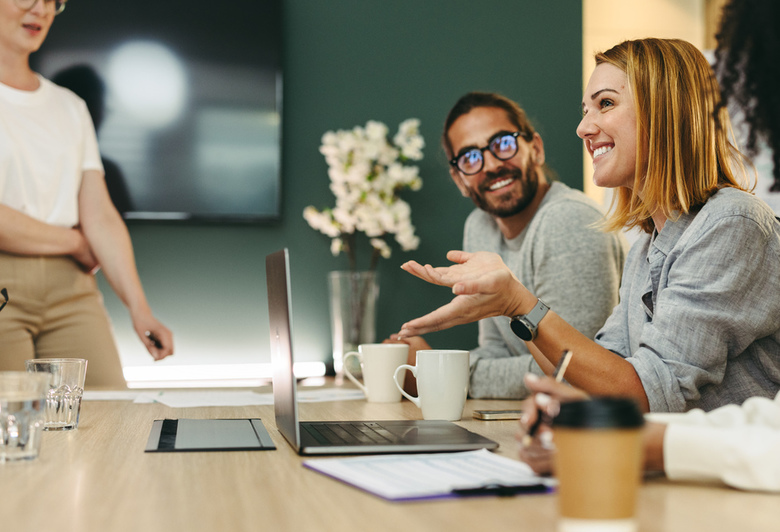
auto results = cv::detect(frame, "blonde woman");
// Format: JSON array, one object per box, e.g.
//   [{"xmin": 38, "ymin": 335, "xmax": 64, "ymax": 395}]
[{"xmin": 397, "ymin": 38, "xmax": 780, "ymax": 413}]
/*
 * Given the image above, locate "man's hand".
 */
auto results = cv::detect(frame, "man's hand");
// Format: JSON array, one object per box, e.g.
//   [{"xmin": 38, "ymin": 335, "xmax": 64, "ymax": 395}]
[{"xmin": 384, "ymin": 334, "xmax": 431, "ymax": 395}]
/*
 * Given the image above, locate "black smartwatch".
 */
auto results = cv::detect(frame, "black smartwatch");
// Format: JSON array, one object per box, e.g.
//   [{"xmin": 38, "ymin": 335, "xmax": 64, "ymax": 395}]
[{"xmin": 510, "ymin": 299, "xmax": 549, "ymax": 341}]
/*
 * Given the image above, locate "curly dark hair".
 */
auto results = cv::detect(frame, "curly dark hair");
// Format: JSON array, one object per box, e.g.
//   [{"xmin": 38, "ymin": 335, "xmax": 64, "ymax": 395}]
[{"xmin": 714, "ymin": 0, "xmax": 780, "ymax": 191}]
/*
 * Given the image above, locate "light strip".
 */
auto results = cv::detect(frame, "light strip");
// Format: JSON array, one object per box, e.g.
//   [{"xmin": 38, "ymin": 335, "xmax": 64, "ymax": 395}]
[{"xmin": 122, "ymin": 361, "xmax": 326, "ymax": 389}]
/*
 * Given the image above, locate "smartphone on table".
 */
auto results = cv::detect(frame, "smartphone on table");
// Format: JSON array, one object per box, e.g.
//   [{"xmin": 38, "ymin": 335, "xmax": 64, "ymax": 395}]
[{"xmin": 472, "ymin": 409, "xmax": 524, "ymax": 420}]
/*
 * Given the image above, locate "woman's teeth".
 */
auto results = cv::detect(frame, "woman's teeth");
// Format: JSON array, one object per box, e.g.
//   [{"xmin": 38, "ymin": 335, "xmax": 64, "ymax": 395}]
[{"xmin": 593, "ymin": 146, "xmax": 612, "ymax": 158}]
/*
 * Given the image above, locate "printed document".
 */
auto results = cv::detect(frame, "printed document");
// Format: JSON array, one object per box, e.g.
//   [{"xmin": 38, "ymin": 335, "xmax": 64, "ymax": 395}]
[{"xmin": 304, "ymin": 449, "xmax": 555, "ymax": 501}]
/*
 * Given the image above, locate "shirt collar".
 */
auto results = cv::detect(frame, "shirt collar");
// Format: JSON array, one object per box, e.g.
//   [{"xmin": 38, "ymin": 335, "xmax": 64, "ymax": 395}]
[{"xmin": 648, "ymin": 210, "xmax": 695, "ymax": 258}]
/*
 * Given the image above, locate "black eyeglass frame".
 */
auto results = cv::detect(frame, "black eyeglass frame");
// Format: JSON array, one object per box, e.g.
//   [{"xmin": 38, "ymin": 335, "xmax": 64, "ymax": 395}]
[
  {"xmin": 449, "ymin": 131, "xmax": 523, "ymax": 176},
  {"xmin": 14, "ymin": 0, "xmax": 68, "ymax": 15},
  {"xmin": 0, "ymin": 288, "xmax": 8, "ymax": 313}
]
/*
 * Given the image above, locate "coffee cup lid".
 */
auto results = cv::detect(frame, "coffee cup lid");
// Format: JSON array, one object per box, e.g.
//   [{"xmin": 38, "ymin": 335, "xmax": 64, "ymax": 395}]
[{"xmin": 553, "ymin": 397, "xmax": 644, "ymax": 429}]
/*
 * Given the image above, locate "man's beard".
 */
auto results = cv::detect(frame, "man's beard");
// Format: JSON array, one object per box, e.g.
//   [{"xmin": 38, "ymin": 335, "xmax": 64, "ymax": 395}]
[{"xmin": 465, "ymin": 161, "xmax": 540, "ymax": 218}]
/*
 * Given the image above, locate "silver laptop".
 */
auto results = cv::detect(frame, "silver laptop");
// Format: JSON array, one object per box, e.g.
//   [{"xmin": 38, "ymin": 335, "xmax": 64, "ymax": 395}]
[{"xmin": 266, "ymin": 248, "xmax": 499, "ymax": 455}]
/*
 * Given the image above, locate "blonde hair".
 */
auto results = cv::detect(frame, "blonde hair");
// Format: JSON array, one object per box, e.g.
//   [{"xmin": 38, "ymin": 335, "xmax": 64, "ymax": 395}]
[{"xmin": 596, "ymin": 38, "xmax": 751, "ymax": 233}]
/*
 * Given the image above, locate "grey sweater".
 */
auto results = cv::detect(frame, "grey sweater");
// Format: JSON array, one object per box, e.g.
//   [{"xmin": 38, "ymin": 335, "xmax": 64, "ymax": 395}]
[{"xmin": 464, "ymin": 182, "xmax": 626, "ymax": 398}]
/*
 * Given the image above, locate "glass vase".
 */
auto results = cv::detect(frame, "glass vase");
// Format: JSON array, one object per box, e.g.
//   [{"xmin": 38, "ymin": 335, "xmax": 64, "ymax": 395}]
[{"xmin": 328, "ymin": 270, "xmax": 380, "ymax": 377}]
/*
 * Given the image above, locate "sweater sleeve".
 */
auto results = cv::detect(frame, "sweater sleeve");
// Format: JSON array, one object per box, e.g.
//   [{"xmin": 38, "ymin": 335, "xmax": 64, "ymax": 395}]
[
  {"xmin": 525, "ymin": 199, "xmax": 624, "ymax": 340},
  {"xmin": 468, "ymin": 315, "xmax": 544, "ymax": 398}
]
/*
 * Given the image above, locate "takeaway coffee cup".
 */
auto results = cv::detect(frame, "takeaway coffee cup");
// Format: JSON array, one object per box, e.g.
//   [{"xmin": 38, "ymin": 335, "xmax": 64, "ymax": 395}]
[
  {"xmin": 552, "ymin": 397, "xmax": 645, "ymax": 532},
  {"xmin": 343, "ymin": 344, "xmax": 410, "ymax": 403},
  {"xmin": 393, "ymin": 350, "xmax": 469, "ymax": 421}
]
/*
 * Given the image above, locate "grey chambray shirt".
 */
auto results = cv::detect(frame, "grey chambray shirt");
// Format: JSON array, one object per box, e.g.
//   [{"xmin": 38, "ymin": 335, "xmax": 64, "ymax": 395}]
[{"xmin": 596, "ymin": 187, "xmax": 780, "ymax": 413}]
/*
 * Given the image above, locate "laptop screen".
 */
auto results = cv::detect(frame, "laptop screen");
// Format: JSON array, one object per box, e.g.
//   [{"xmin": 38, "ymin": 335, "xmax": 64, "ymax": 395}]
[{"xmin": 266, "ymin": 248, "xmax": 301, "ymax": 450}]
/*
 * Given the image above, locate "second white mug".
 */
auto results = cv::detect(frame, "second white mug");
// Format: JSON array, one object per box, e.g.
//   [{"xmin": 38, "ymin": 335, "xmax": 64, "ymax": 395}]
[
  {"xmin": 343, "ymin": 344, "xmax": 410, "ymax": 403},
  {"xmin": 393, "ymin": 349, "xmax": 469, "ymax": 421}
]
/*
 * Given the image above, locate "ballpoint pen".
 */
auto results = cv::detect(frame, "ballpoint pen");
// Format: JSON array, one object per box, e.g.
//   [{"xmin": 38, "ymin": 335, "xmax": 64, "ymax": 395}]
[{"xmin": 522, "ymin": 350, "xmax": 573, "ymax": 447}]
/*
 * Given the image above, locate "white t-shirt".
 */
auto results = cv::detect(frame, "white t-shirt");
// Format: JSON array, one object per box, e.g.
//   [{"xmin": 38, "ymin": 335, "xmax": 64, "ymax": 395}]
[{"xmin": 0, "ymin": 74, "xmax": 103, "ymax": 228}]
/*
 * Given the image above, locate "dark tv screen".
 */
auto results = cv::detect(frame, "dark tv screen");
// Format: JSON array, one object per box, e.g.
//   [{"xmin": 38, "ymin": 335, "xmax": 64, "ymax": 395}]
[{"xmin": 31, "ymin": 0, "xmax": 282, "ymax": 222}]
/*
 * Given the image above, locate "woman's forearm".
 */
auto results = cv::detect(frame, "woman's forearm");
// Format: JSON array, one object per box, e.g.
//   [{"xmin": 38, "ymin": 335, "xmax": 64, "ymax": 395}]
[
  {"xmin": 0, "ymin": 205, "xmax": 83, "ymax": 257},
  {"xmin": 530, "ymin": 310, "xmax": 650, "ymax": 411},
  {"xmin": 78, "ymin": 171, "xmax": 150, "ymax": 315}
]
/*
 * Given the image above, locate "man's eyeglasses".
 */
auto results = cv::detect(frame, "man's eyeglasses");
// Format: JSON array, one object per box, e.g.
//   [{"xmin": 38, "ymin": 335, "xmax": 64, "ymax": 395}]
[
  {"xmin": 14, "ymin": 0, "xmax": 68, "ymax": 15},
  {"xmin": 0, "ymin": 288, "xmax": 7, "ymax": 313},
  {"xmin": 450, "ymin": 131, "xmax": 521, "ymax": 175}
]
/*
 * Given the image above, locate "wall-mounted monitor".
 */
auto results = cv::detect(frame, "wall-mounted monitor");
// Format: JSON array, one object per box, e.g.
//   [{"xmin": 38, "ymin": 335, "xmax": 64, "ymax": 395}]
[{"xmin": 32, "ymin": 0, "xmax": 283, "ymax": 222}]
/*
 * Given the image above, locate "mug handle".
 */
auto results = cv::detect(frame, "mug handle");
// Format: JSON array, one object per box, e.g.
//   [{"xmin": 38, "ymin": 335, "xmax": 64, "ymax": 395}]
[
  {"xmin": 342, "ymin": 352, "xmax": 367, "ymax": 395},
  {"xmin": 393, "ymin": 364, "xmax": 420, "ymax": 408}
]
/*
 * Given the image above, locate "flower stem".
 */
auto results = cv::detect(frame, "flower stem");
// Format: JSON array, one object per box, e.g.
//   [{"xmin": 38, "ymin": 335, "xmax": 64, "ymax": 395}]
[
  {"xmin": 369, "ymin": 247, "xmax": 380, "ymax": 272},
  {"xmin": 344, "ymin": 233, "xmax": 357, "ymax": 271}
]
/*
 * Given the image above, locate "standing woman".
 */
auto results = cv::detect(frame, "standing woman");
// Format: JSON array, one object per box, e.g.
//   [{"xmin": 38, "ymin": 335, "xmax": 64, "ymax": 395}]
[
  {"xmin": 396, "ymin": 38, "xmax": 780, "ymax": 413},
  {"xmin": 0, "ymin": 0, "xmax": 173, "ymax": 386}
]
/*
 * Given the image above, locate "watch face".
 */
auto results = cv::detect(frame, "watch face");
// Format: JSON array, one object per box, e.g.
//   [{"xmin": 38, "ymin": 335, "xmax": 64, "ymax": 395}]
[{"xmin": 510, "ymin": 317, "xmax": 534, "ymax": 341}]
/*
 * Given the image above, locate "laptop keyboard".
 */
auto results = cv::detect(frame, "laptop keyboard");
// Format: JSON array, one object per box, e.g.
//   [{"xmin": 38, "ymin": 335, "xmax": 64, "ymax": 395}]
[{"xmin": 304, "ymin": 422, "xmax": 399, "ymax": 445}]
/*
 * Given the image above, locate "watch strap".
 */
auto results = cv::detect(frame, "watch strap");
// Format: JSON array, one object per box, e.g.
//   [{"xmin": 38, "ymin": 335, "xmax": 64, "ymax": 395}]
[
  {"xmin": 510, "ymin": 299, "xmax": 549, "ymax": 341},
  {"xmin": 524, "ymin": 298, "xmax": 549, "ymax": 326}
]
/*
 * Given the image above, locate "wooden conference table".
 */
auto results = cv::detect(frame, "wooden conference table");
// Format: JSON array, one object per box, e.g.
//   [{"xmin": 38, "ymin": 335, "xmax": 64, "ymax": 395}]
[{"xmin": 2, "ymin": 379, "xmax": 777, "ymax": 532}]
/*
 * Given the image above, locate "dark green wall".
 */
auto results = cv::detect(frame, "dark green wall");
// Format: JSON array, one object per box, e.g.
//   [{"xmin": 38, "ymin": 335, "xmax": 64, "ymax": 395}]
[{"xmin": 99, "ymin": 0, "xmax": 584, "ymax": 368}]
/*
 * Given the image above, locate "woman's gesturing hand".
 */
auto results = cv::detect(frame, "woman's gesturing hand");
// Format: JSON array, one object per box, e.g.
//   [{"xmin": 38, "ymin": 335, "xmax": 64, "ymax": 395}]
[{"xmin": 397, "ymin": 250, "xmax": 528, "ymax": 337}]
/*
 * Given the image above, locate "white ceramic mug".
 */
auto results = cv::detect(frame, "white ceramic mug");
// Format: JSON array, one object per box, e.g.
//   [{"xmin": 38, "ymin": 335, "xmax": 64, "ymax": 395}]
[
  {"xmin": 343, "ymin": 344, "xmax": 410, "ymax": 403},
  {"xmin": 393, "ymin": 349, "xmax": 469, "ymax": 421}
]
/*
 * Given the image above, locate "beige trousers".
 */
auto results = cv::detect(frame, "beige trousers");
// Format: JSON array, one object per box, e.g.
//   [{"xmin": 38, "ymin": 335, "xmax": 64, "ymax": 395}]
[{"xmin": 0, "ymin": 253, "xmax": 126, "ymax": 388}]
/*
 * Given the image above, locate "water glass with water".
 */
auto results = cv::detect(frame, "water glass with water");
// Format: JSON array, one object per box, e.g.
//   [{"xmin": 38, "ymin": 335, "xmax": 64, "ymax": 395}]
[{"xmin": 0, "ymin": 371, "xmax": 51, "ymax": 462}]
